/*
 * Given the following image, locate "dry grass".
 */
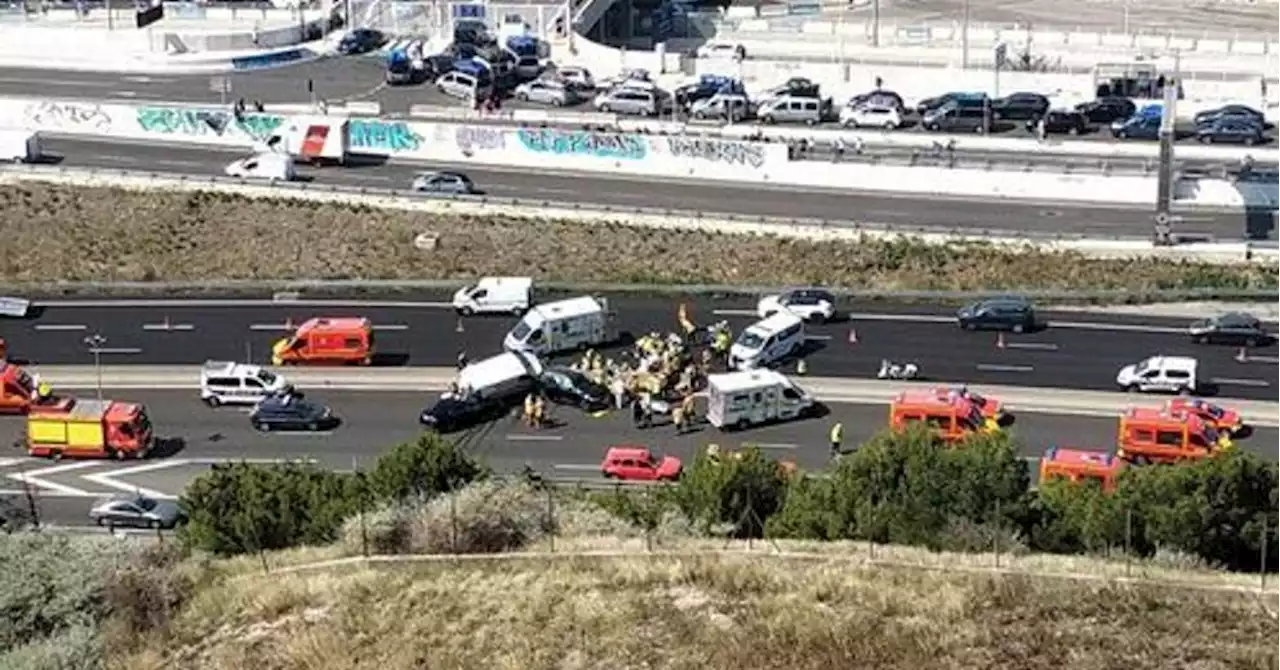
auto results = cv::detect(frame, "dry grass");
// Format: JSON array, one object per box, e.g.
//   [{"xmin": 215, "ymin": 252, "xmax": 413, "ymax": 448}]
[
  {"xmin": 110, "ymin": 544, "xmax": 1278, "ymax": 670},
  {"xmin": 0, "ymin": 184, "xmax": 1273, "ymax": 292}
]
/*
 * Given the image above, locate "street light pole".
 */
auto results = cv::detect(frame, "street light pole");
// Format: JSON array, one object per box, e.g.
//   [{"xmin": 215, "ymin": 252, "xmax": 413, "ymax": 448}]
[
  {"xmin": 961, "ymin": 0, "xmax": 970, "ymax": 69},
  {"xmin": 84, "ymin": 334, "xmax": 106, "ymax": 401}
]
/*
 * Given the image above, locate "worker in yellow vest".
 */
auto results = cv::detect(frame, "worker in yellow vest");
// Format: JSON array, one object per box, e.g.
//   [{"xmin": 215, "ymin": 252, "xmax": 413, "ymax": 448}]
[{"xmin": 829, "ymin": 422, "xmax": 843, "ymax": 458}]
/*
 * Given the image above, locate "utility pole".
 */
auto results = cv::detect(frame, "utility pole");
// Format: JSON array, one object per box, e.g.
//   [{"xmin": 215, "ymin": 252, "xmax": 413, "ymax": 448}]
[
  {"xmin": 961, "ymin": 0, "xmax": 970, "ymax": 69},
  {"xmin": 84, "ymin": 334, "xmax": 106, "ymax": 401},
  {"xmin": 871, "ymin": 0, "xmax": 880, "ymax": 48},
  {"xmin": 1154, "ymin": 50, "xmax": 1180, "ymax": 245}
]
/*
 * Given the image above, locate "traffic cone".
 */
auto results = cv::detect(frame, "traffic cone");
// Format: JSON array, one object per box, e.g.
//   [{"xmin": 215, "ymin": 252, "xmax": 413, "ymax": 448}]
[
  {"xmin": 1235, "ymin": 347, "xmax": 1248, "ymax": 363},
  {"xmin": 796, "ymin": 358, "xmax": 807, "ymax": 376},
  {"xmin": 848, "ymin": 328, "xmax": 858, "ymax": 344},
  {"xmin": 456, "ymin": 317, "xmax": 465, "ymax": 333},
  {"xmin": 996, "ymin": 332, "xmax": 1006, "ymax": 349}
]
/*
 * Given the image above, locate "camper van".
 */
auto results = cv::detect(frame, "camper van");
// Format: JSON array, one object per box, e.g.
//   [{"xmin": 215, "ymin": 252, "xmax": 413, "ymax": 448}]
[
  {"xmin": 224, "ymin": 151, "xmax": 296, "ymax": 182},
  {"xmin": 503, "ymin": 296, "xmax": 614, "ymax": 356},
  {"xmin": 262, "ymin": 115, "xmax": 349, "ymax": 165},
  {"xmin": 0, "ymin": 129, "xmax": 43, "ymax": 163},
  {"xmin": 728, "ymin": 312, "xmax": 806, "ymax": 370},
  {"xmin": 705, "ymin": 370, "xmax": 814, "ymax": 430},
  {"xmin": 452, "ymin": 277, "xmax": 532, "ymax": 316}
]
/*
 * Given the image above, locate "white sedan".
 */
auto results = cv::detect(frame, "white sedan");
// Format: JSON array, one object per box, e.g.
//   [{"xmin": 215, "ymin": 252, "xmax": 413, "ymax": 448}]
[
  {"xmin": 756, "ymin": 287, "xmax": 838, "ymax": 322},
  {"xmin": 695, "ymin": 42, "xmax": 745, "ymax": 60}
]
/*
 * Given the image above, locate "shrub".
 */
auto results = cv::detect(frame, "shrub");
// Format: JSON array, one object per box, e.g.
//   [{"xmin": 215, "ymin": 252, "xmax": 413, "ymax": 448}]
[
  {"xmin": 404, "ymin": 480, "xmax": 552, "ymax": 554},
  {"xmin": 100, "ymin": 542, "xmax": 194, "ymax": 640},
  {"xmin": 339, "ymin": 503, "xmax": 413, "ymax": 556},
  {"xmin": 1024, "ymin": 478, "xmax": 1129, "ymax": 556},
  {"xmin": 671, "ymin": 446, "xmax": 790, "ymax": 538},
  {"xmin": 0, "ymin": 625, "xmax": 104, "ymax": 670},
  {"xmin": 367, "ymin": 434, "xmax": 487, "ymax": 503}
]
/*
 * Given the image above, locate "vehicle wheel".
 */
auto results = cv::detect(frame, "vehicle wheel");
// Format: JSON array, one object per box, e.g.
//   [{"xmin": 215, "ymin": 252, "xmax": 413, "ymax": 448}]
[
  {"xmin": 307, "ymin": 422, "xmax": 319, "ymax": 431},
  {"xmin": 927, "ymin": 123, "xmax": 939, "ymax": 131},
  {"xmin": 1200, "ymin": 136, "xmax": 1212, "ymax": 144},
  {"xmin": 805, "ymin": 118, "xmax": 816, "ymax": 126},
  {"xmin": 95, "ymin": 517, "xmax": 106, "ymax": 527},
  {"xmin": 1117, "ymin": 131, "xmax": 1127, "ymax": 139},
  {"xmin": 552, "ymin": 99, "xmax": 563, "ymax": 107},
  {"xmin": 883, "ymin": 121, "xmax": 895, "ymax": 130},
  {"xmin": 517, "ymin": 93, "xmax": 528, "ymax": 101},
  {"xmin": 763, "ymin": 115, "xmax": 775, "ymax": 124},
  {"xmin": 252, "ymin": 421, "xmax": 270, "ymax": 432},
  {"xmin": 961, "ymin": 321, "xmax": 975, "ymax": 331},
  {"xmin": 111, "ymin": 448, "xmax": 125, "ymax": 461},
  {"xmin": 1244, "ymin": 137, "xmax": 1255, "ymax": 146},
  {"xmin": 1192, "ymin": 335, "xmax": 1207, "ymax": 344},
  {"xmin": 810, "ymin": 313, "xmax": 825, "ymax": 325},
  {"xmin": 148, "ymin": 520, "xmax": 160, "ymax": 529},
  {"xmin": 1178, "ymin": 386, "xmax": 1191, "ymax": 396},
  {"xmin": 1067, "ymin": 126, "xmax": 1079, "ymax": 135},
  {"xmin": 599, "ymin": 104, "xmax": 610, "ymax": 113},
  {"xmin": 1125, "ymin": 384, "xmax": 1139, "ymax": 393},
  {"xmin": 734, "ymin": 419, "xmax": 748, "ymax": 431},
  {"xmin": 204, "ymin": 396, "xmax": 221, "ymax": 408}
]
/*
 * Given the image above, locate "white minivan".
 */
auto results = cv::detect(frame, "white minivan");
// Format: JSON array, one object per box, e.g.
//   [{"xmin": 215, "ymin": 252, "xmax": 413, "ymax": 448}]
[
  {"xmin": 503, "ymin": 296, "xmax": 615, "ymax": 356},
  {"xmin": 1115, "ymin": 355, "xmax": 1200, "ymax": 394},
  {"xmin": 200, "ymin": 360, "xmax": 293, "ymax": 407},
  {"xmin": 224, "ymin": 152, "xmax": 296, "ymax": 182},
  {"xmin": 453, "ymin": 277, "xmax": 532, "ymax": 316},
  {"xmin": 729, "ymin": 311, "xmax": 806, "ymax": 370}
]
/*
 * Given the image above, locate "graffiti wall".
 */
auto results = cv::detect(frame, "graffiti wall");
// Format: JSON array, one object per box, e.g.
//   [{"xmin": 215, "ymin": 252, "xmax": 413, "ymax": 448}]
[
  {"xmin": 449, "ymin": 125, "xmax": 507, "ymax": 156},
  {"xmin": 135, "ymin": 107, "xmax": 283, "ymax": 142},
  {"xmin": 515, "ymin": 128, "xmax": 648, "ymax": 161},
  {"xmin": 23, "ymin": 100, "xmax": 113, "ymax": 133},
  {"xmin": 348, "ymin": 119, "xmax": 424, "ymax": 154},
  {"xmin": 665, "ymin": 137, "xmax": 765, "ymax": 168}
]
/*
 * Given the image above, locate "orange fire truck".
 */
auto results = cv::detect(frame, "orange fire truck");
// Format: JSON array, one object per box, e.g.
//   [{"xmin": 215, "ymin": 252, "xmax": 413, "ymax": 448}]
[
  {"xmin": 888, "ymin": 390, "xmax": 1002, "ymax": 444},
  {"xmin": 1116, "ymin": 407, "xmax": 1230, "ymax": 464},
  {"xmin": 26, "ymin": 398, "xmax": 154, "ymax": 459}
]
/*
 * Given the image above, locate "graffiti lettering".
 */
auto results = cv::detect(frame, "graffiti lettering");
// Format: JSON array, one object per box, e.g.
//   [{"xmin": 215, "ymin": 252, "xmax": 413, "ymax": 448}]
[
  {"xmin": 24, "ymin": 101, "xmax": 112, "ymax": 132},
  {"xmin": 515, "ymin": 128, "xmax": 646, "ymax": 160},
  {"xmin": 348, "ymin": 119, "xmax": 423, "ymax": 153},
  {"xmin": 453, "ymin": 125, "xmax": 505, "ymax": 155},
  {"xmin": 135, "ymin": 108, "xmax": 282, "ymax": 140},
  {"xmin": 666, "ymin": 137, "xmax": 764, "ymax": 168}
]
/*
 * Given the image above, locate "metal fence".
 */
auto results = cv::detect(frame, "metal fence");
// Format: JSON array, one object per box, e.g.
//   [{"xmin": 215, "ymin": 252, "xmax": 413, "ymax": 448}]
[{"xmin": 359, "ymin": 0, "xmax": 568, "ymax": 39}]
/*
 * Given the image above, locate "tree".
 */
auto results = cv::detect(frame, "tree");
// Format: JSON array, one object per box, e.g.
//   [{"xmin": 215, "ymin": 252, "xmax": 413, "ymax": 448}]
[
  {"xmin": 366, "ymin": 434, "xmax": 486, "ymax": 503},
  {"xmin": 672, "ymin": 446, "xmax": 789, "ymax": 538},
  {"xmin": 1025, "ymin": 478, "xmax": 1129, "ymax": 556}
]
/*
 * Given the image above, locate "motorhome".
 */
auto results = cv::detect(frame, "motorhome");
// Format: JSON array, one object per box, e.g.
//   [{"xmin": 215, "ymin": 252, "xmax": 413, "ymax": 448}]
[
  {"xmin": 705, "ymin": 370, "xmax": 814, "ymax": 430},
  {"xmin": 503, "ymin": 296, "xmax": 614, "ymax": 356},
  {"xmin": 452, "ymin": 276, "xmax": 533, "ymax": 316}
]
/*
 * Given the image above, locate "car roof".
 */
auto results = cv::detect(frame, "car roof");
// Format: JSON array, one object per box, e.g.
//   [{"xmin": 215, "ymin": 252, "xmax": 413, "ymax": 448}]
[
  {"xmin": 1214, "ymin": 311, "xmax": 1259, "ymax": 325},
  {"xmin": 1145, "ymin": 355, "xmax": 1197, "ymax": 370},
  {"xmin": 606, "ymin": 445, "xmax": 653, "ymax": 458},
  {"xmin": 747, "ymin": 311, "xmax": 804, "ymax": 334}
]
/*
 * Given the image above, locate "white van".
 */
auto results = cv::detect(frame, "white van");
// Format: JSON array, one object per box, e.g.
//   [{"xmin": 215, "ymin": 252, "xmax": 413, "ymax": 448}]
[
  {"xmin": 0, "ymin": 129, "xmax": 42, "ymax": 163},
  {"xmin": 453, "ymin": 277, "xmax": 533, "ymax": 316},
  {"xmin": 199, "ymin": 360, "xmax": 293, "ymax": 407},
  {"xmin": 457, "ymin": 350, "xmax": 544, "ymax": 401},
  {"xmin": 503, "ymin": 296, "xmax": 614, "ymax": 356},
  {"xmin": 729, "ymin": 311, "xmax": 805, "ymax": 370},
  {"xmin": 224, "ymin": 151, "xmax": 296, "ymax": 182},
  {"xmin": 1115, "ymin": 355, "xmax": 1200, "ymax": 394},
  {"xmin": 706, "ymin": 370, "xmax": 814, "ymax": 430},
  {"xmin": 262, "ymin": 115, "xmax": 349, "ymax": 165}
]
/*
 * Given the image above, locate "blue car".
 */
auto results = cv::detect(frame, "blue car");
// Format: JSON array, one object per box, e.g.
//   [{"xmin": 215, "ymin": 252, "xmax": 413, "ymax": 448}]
[
  {"xmin": 1112, "ymin": 114, "xmax": 1162, "ymax": 140},
  {"xmin": 338, "ymin": 28, "xmax": 385, "ymax": 55},
  {"xmin": 1195, "ymin": 119, "xmax": 1267, "ymax": 145},
  {"xmin": 250, "ymin": 394, "xmax": 336, "ymax": 432}
]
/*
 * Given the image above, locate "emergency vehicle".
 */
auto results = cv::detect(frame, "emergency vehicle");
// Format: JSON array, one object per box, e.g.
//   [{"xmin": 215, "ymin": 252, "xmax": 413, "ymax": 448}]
[
  {"xmin": 502, "ymin": 296, "xmax": 615, "ymax": 356},
  {"xmin": 271, "ymin": 317, "xmax": 375, "ymax": 366},
  {"xmin": 1116, "ymin": 407, "xmax": 1230, "ymax": 464},
  {"xmin": 930, "ymin": 385, "xmax": 1007, "ymax": 421},
  {"xmin": 1038, "ymin": 447, "xmax": 1126, "ymax": 493},
  {"xmin": 1164, "ymin": 397, "xmax": 1246, "ymax": 435},
  {"xmin": 26, "ymin": 398, "xmax": 153, "ymax": 459},
  {"xmin": 705, "ymin": 370, "xmax": 814, "ymax": 430},
  {"xmin": 0, "ymin": 362, "xmax": 70, "ymax": 415},
  {"xmin": 888, "ymin": 391, "xmax": 1000, "ymax": 444}
]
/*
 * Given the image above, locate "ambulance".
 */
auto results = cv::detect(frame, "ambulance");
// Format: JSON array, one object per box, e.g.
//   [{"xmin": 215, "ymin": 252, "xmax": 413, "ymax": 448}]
[
  {"xmin": 272, "ymin": 317, "xmax": 375, "ymax": 366},
  {"xmin": 705, "ymin": 369, "xmax": 815, "ymax": 430},
  {"xmin": 502, "ymin": 296, "xmax": 615, "ymax": 356}
]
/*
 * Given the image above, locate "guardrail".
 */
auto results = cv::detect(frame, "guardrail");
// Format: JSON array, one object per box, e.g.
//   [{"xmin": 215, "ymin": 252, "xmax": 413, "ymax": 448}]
[{"xmin": 0, "ymin": 162, "xmax": 1249, "ymax": 246}]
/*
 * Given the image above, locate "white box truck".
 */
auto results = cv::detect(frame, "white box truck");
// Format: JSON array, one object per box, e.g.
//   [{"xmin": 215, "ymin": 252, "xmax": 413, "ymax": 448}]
[
  {"xmin": 706, "ymin": 369, "xmax": 815, "ymax": 430},
  {"xmin": 261, "ymin": 115, "xmax": 349, "ymax": 165},
  {"xmin": 503, "ymin": 296, "xmax": 615, "ymax": 356},
  {"xmin": 0, "ymin": 130, "xmax": 43, "ymax": 163}
]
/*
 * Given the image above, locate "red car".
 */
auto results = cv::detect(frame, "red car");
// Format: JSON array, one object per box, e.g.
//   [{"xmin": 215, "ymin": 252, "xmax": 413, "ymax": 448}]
[
  {"xmin": 601, "ymin": 445, "xmax": 682, "ymax": 482},
  {"xmin": 1165, "ymin": 398, "xmax": 1245, "ymax": 435}
]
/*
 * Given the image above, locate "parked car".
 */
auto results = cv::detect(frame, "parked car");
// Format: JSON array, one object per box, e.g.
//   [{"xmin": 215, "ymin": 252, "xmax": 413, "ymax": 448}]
[
  {"xmin": 1188, "ymin": 312, "xmax": 1272, "ymax": 346},
  {"xmin": 1028, "ymin": 109, "xmax": 1088, "ymax": 135},
  {"xmin": 956, "ymin": 296, "xmax": 1038, "ymax": 332},
  {"xmin": 412, "ymin": 171, "xmax": 478, "ymax": 194},
  {"xmin": 921, "ymin": 102, "xmax": 990, "ymax": 133},
  {"xmin": 1112, "ymin": 115, "xmax": 1161, "ymax": 140},
  {"xmin": 760, "ymin": 77, "xmax": 820, "ymax": 101},
  {"xmin": 991, "ymin": 92, "xmax": 1049, "ymax": 121},
  {"xmin": 1075, "ymin": 97, "xmax": 1136, "ymax": 124},
  {"xmin": 1193, "ymin": 104, "xmax": 1266, "ymax": 128},
  {"xmin": 690, "ymin": 93, "xmax": 753, "ymax": 122},
  {"xmin": 758, "ymin": 94, "xmax": 830, "ymax": 125},
  {"xmin": 1195, "ymin": 119, "xmax": 1267, "ymax": 145},
  {"xmin": 539, "ymin": 367, "xmax": 611, "ymax": 411},
  {"xmin": 89, "ymin": 494, "xmax": 185, "ymax": 529},
  {"xmin": 555, "ymin": 66, "xmax": 596, "ymax": 91},
  {"xmin": 694, "ymin": 41, "xmax": 746, "ymax": 60},
  {"xmin": 915, "ymin": 91, "xmax": 986, "ymax": 115},
  {"xmin": 514, "ymin": 79, "xmax": 578, "ymax": 107},
  {"xmin": 848, "ymin": 89, "xmax": 905, "ymax": 112},
  {"xmin": 249, "ymin": 394, "xmax": 336, "ymax": 432},
  {"xmin": 840, "ymin": 103, "xmax": 902, "ymax": 129},
  {"xmin": 594, "ymin": 87, "xmax": 668, "ymax": 116},
  {"xmin": 337, "ymin": 28, "xmax": 385, "ymax": 55},
  {"xmin": 756, "ymin": 287, "xmax": 838, "ymax": 322}
]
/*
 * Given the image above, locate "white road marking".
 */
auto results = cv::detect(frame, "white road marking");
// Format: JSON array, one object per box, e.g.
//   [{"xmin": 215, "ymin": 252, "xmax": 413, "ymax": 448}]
[
  {"xmin": 113, "ymin": 91, "xmax": 138, "ymax": 98},
  {"xmin": 976, "ymin": 363, "xmax": 1035, "ymax": 373},
  {"xmin": 34, "ymin": 324, "xmax": 87, "ymax": 331},
  {"xmin": 154, "ymin": 159, "xmax": 204, "ymax": 168},
  {"xmin": 43, "ymin": 299, "xmax": 454, "ymax": 309},
  {"xmin": 265, "ymin": 431, "xmax": 337, "ymax": 437},
  {"xmin": 0, "ymin": 490, "xmax": 104, "ymax": 498},
  {"xmin": 0, "ymin": 458, "xmax": 26, "ymax": 468},
  {"xmin": 8, "ymin": 461, "xmax": 102, "ymax": 496},
  {"xmin": 805, "ymin": 335, "xmax": 832, "ymax": 341},
  {"xmin": 712, "ymin": 309, "xmax": 755, "ymax": 317},
  {"xmin": 507, "ymin": 434, "xmax": 564, "ymax": 442},
  {"xmin": 372, "ymin": 324, "xmax": 409, "ymax": 331},
  {"xmin": 180, "ymin": 457, "xmax": 319, "ymax": 465},
  {"xmin": 1243, "ymin": 355, "xmax": 1280, "ymax": 364},
  {"xmin": 249, "ymin": 323, "xmax": 294, "ymax": 331},
  {"xmin": 714, "ymin": 310, "xmax": 1189, "ymax": 336},
  {"xmin": 82, "ymin": 461, "xmax": 181, "ymax": 499},
  {"xmin": 142, "ymin": 323, "xmax": 195, "ymax": 331},
  {"xmin": 88, "ymin": 347, "xmax": 142, "ymax": 355},
  {"xmin": 1003, "ymin": 342, "xmax": 1060, "ymax": 351},
  {"xmin": 1211, "ymin": 378, "xmax": 1271, "ymax": 388},
  {"xmin": 752, "ymin": 443, "xmax": 799, "ymax": 450},
  {"xmin": 553, "ymin": 463, "xmax": 601, "ymax": 471}
]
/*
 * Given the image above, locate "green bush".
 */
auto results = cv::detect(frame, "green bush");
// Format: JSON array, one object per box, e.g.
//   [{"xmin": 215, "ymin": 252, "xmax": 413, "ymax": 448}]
[
  {"xmin": 0, "ymin": 625, "xmax": 104, "ymax": 670},
  {"xmin": 180, "ymin": 462, "xmax": 361, "ymax": 556},
  {"xmin": 670, "ymin": 446, "xmax": 789, "ymax": 538},
  {"xmin": 367, "ymin": 434, "xmax": 487, "ymax": 503},
  {"xmin": 403, "ymin": 479, "xmax": 552, "ymax": 554},
  {"xmin": 1023, "ymin": 478, "xmax": 1129, "ymax": 556}
]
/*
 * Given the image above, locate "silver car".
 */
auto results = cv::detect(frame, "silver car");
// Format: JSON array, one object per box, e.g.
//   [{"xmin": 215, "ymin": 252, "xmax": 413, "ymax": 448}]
[
  {"xmin": 514, "ymin": 80, "xmax": 577, "ymax": 107},
  {"xmin": 436, "ymin": 71, "xmax": 492, "ymax": 101},
  {"xmin": 89, "ymin": 494, "xmax": 185, "ymax": 529},
  {"xmin": 412, "ymin": 171, "xmax": 478, "ymax": 194},
  {"xmin": 594, "ymin": 87, "xmax": 669, "ymax": 117}
]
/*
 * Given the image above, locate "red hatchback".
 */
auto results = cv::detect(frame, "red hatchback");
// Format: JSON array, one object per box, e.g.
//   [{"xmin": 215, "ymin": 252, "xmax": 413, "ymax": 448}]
[{"xmin": 601, "ymin": 446, "xmax": 682, "ymax": 482}]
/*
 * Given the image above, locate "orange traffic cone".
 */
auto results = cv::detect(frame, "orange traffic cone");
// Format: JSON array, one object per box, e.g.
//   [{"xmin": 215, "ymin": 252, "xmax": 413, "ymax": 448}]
[
  {"xmin": 848, "ymin": 328, "xmax": 858, "ymax": 344},
  {"xmin": 1235, "ymin": 347, "xmax": 1248, "ymax": 363},
  {"xmin": 996, "ymin": 332, "xmax": 1006, "ymax": 349}
]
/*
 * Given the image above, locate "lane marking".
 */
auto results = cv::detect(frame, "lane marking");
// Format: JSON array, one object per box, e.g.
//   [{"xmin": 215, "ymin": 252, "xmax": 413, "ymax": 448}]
[
  {"xmin": 0, "ymin": 458, "xmax": 25, "ymax": 468},
  {"xmin": 976, "ymin": 363, "xmax": 1034, "ymax": 373},
  {"xmin": 0, "ymin": 489, "xmax": 104, "ymax": 498},
  {"xmin": 1211, "ymin": 377, "xmax": 1271, "ymax": 387},
  {"xmin": 43, "ymin": 299, "xmax": 454, "ymax": 309},
  {"xmin": 507, "ymin": 434, "xmax": 564, "ymax": 442},
  {"xmin": 712, "ymin": 309, "xmax": 755, "ymax": 317},
  {"xmin": 81, "ymin": 463, "xmax": 178, "ymax": 500},
  {"xmin": 372, "ymin": 324, "xmax": 409, "ymax": 331},
  {"xmin": 262, "ymin": 431, "xmax": 337, "ymax": 437},
  {"xmin": 34, "ymin": 324, "xmax": 87, "ymax": 331},
  {"xmin": 88, "ymin": 347, "xmax": 142, "ymax": 355},
  {"xmin": 1243, "ymin": 355, "xmax": 1280, "ymax": 364},
  {"xmin": 752, "ymin": 442, "xmax": 799, "ymax": 450},
  {"xmin": 805, "ymin": 335, "xmax": 832, "ymax": 341},
  {"xmin": 249, "ymin": 323, "xmax": 294, "ymax": 331},
  {"xmin": 553, "ymin": 463, "xmax": 602, "ymax": 471},
  {"xmin": 8, "ymin": 461, "xmax": 102, "ymax": 496},
  {"xmin": 142, "ymin": 323, "xmax": 195, "ymax": 332},
  {"xmin": 181, "ymin": 457, "xmax": 320, "ymax": 465},
  {"xmin": 1003, "ymin": 342, "xmax": 1060, "ymax": 351},
  {"xmin": 715, "ymin": 310, "xmax": 1192, "ymax": 335}
]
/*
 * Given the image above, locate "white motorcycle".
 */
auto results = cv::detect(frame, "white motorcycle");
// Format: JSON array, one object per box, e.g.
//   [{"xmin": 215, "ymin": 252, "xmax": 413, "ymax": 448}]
[{"xmin": 877, "ymin": 359, "xmax": 920, "ymax": 380}]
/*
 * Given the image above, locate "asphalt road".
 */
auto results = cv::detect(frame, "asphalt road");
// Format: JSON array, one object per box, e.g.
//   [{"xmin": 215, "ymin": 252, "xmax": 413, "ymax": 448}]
[
  {"xmin": 2, "ymin": 295, "xmax": 1276, "ymax": 400},
  {"xmin": 32, "ymin": 137, "xmax": 1265, "ymax": 241}
]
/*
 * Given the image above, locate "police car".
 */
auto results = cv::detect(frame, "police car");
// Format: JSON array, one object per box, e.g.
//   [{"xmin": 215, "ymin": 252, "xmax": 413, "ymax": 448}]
[{"xmin": 200, "ymin": 361, "xmax": 294, "ymax": 407}]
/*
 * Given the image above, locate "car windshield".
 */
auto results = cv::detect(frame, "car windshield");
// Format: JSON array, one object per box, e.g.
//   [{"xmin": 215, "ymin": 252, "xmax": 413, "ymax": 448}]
[
  {"xmin": 737, "ymin": 331, "xmax": 765, "ymax": 349},
  {"xmin": 510, "ymin": 321, "xmax": 532, "ymax": 341},
  {"xmin": 256, "ymin": 370, "xmax": 278, "ymax": 385},
  {"xmin": 1133, "ymin": 358, "xmax": 1152, "ymax": 374},
  {"xmin": 1193, "ymin": 401, "xmax": 1224, "ymax": 419},
  {"xmin": 135, "ymin": 497, "xmax": 157, "ymax": 511}
]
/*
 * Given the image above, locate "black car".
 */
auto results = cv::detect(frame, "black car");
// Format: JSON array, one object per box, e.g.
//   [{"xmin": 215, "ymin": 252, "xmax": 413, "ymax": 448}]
[
  {"xmin": 765, "ymin": 77, "xmax": 820, "ymax": 99},
  {"xmin": 420, "ymin": 394, "xmax": 512, "ymax": 433},
  {"xmin": 250, "ymin": 394, "xmax": 336, "ymax": 432},
  {"xmin": 1028, "ymin": 109, "xmax": 1088, "ymax": 135},
  {"xmin": 338, "ymin": 28, "xmax": 385, "ymax": 55},
  {"xmin": 915, "ymin": 92, "xmax": 987, "ymax": 115},
  {"xmin": 539, "ymin": 367, "xmax": 610, "ymax": 411},
  {"xmin": 454, "ymin": 19, "xmax": 494, "ymax": 46},
  {"xmin": 1193, "ymin": 104, "xmax": 1266, "ymax": 128},
  {"xmin": 1188, "ymin": 312, "xmax": 1272, "ymax": 346},
  {"xmin": 991, "ymin": 92, "xmax": 1049, "ymax": 121},
  {"xmin": 1075, "ymin": 97, "xmax": 1136, "ymax": 124},
  {"xmin": 956, "ymin": 296, "xmax": 1038, "ymax": 333},
  {"xmin": 1195, "ymin": 119, "xmax": 1266, "ymax": 145}
]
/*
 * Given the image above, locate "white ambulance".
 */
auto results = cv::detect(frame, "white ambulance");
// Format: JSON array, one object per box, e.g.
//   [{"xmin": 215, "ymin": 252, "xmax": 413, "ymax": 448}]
[
  {"xmin": 502, "ymin": 296, "xmax": 615, "ymax": 356},
  {"xmin": 705, "ymin": 369, "xmax": 815, "ymax": 430}
]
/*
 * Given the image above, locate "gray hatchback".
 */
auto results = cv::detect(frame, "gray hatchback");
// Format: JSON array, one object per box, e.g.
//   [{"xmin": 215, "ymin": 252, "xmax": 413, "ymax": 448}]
[
  {"xmin": 956, "ymin": 296, "xmax": 1039, "ymax": 333},
  {"xmin": 89, "ymin": 494, "xmax": 185, "ymax": 529}
]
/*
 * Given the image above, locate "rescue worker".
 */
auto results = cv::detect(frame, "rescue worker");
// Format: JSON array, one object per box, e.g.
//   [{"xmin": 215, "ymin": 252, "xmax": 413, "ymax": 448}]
[
  {"xmin": 0, "ymin": 336, "xmax": 7, "ymax": 361},
  {"xmin": 796, "ymin": 358, "xmax": 807, "ymax": 376},
  {"xmin": 678, "ymin": 303, "xmax": 696, "ymax": 336},
  {"xmin": 457, "ymin": 351, "xmax": 468, "ymax": 371},
  {"xmin": 532, "ymin": 395, "xmax": 546, "ymax": 428},
  {"xmin": 672, "ymin": 402, "xmax": 685, "ymax": 434},
  {"xmin": 631, "ymin": 396, "xmax": 646, "ymax": 427},
  {"xmin": 680, "ymin": 394, "xmax": 696, "ymax": 428},
  {"xmin": 523, "ymin": 393, "xmax": 537, "ymax": 427},
  {"xmin": 712, "ymin": 327, "xmax": 732, "ymax": 358},
  {"xmin": 829, "ymin": 422, "xmax": 844, "ymax": 458},
  {"xmin": 610, "ymin": 377, "xmax": 627, "ymax": 410},
  {"xmin": 35, "ymin": 382, "xmax": 52, "ymax": 403}
]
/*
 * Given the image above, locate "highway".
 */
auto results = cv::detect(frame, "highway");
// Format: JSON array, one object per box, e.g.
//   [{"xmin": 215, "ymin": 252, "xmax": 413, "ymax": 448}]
[
  {"xmin": 1, "ymin": 295, "xmax": 1275, "ymax": 400},
  {"xmin": 30, "ymin": 137, "xmax": 1263, "ymax": 241}
]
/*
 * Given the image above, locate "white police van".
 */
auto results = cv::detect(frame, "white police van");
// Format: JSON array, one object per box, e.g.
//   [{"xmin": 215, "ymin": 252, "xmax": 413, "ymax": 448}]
[
  {"xmin": 729, "ymin": 311, "xmax": 806, "ymax": 370},
  {"xmin": 200, "ymin": 361, "xmax": 294, "ymax": 407}
]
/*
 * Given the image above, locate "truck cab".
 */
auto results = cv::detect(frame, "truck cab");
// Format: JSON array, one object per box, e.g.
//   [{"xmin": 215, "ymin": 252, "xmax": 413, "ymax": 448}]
[
  {"xmin": 272, "ymin": 317, "xmax": 374, "ymax": 366},
  {"xmin": 0, "ymin": 362, "xmax": 71, "ymax": 415},
  {"xmin": 1117, "ymin": 407, "xmax": 1229, "ymax": 464},
  {"xmin": 889, "ymin": 391, "xmax": 998, "ymax": 444},
  {"xmin": 27, "ymin": 398, "xmax": 153, "ymax": 459}
]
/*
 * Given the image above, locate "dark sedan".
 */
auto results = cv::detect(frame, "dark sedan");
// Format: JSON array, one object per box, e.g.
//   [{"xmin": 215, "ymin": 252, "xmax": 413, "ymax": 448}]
[
  {"xmin": 1075, "ymin": 97, "xmax": 1136, "ymax": 124},
  {"xmin": 991, "ymin": 92, "xmax": 1049, "ymax": 121},
  {"xmin": 250, "ymin": 394, "xmax": 336, "ymax": 432},
  {"xmin": 338, "ymin": 28, "xmax": 385, "ymax": 55},
  {"xmin": 1193, "ymin": 104, "xmax": 1267, "ymax": 128},
  {"xmin": 539, "ymin": 367, "xmax": 611, "ymax": 411},
  {"xmin": 1195, "ymin": 119, "xmax": 1267, "ymax": 145},
  {"xmin": 1188, "ymin": 312, "xmax": 1272, "ymax": 347},
  {"xmin": 1028, "ymin": 110, "xmax": 1087, "ymax": 135}
]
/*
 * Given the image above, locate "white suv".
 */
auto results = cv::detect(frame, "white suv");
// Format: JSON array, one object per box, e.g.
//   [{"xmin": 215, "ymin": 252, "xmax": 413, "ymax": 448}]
[
  {"xmin": 1115, "ymin": 355, "xmax": 1199, "ymax": 394},
  {"xmin": 200, "ymin": 361, "xmax": 293, "ymax": 407},
  {"xmin": 756, "ymin": 287, "xmax": 837, "ymax": 323}
]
